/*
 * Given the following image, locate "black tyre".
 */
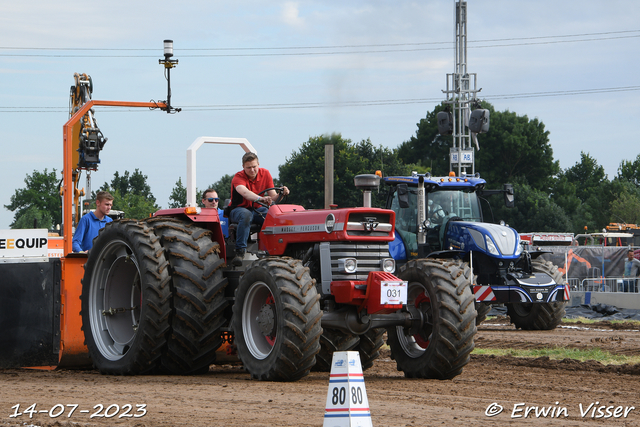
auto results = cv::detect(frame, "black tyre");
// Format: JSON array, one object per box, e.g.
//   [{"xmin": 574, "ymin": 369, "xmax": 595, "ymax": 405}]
[
  {"xmin": 356, "ymin": 328, "xmax": 385, "ymax": 371},
  {"xmin": 147, "ymin": 218, "xmax": 228, "ymax": 374},
  {"xmin": 387, "ymin": 258, "xmax": 476, "ymax": 379},
  {"xmin": 475, "ymin": 302, "xmax": 491, "ymax": 325},
  {"xmin": 313, "ymin": 328, "xmax": 360, "ymax": 372},
  {"xmin": 81, "ymin": 220, "xmax": 172, "ymax": 374},
  {"xmin": 507, "ymin": 259, "xmax": 567, "ymax": 331},
  {"xmin": 232, "ymin": 257, "xmax": 322, "ymax": 381}
]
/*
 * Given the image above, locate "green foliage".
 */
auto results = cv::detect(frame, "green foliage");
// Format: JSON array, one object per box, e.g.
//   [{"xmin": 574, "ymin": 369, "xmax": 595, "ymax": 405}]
[
  {"xmin": 205, "ymin": 174, "xmax": 233, "ymax": 203},
  {"xmin": 278, "ymin": 134, "xmax": 411, "ymax": 209},
  {"xmin": 12, "ymin": 206, "xmax": 54, "ymax": 230},
  {"xmin": 397, "ymin": 102, "xmax": 559, "ymax": 190},
  {"xmin": 168, "ymin": 177, "xmax": 186, "ymax": 208},
  {"xmin": 612, "ymin": 154, "xmax": 640, "ymax": 224},
  {"xmin": 168, "ymin": 174, "xmax": 234, "ymax": 209},
  {"xmin": 100, "ymin": 169, "xmax": 156, "ymax": 203},
  {"xmin": 473, "ymin": 347, "xmax": 640, "ymax": 366},
  {"xmin": 608, "ymin": 181, "xmax": 640, "ymax": 224},
  {"xmin": 99, "ymin": 169, "xmax": 158, "ymax": 219},
  {"xmin": 617, "ymin": 153, "xmax": 640, "ymax": 184},
  {"xmin": 551, "ymin": 152, "xmax": 612, "ymax": 233},
  {"xmin": 486, "ymin": 179, "xmax": 571, "ymax": 232},
  {"xmin": 549, "ymin": 174, "xmax": 581, "ymax": 222},
  {"xmin": 104, "ymin": 189, "xmax": 159, "ymax": 220},
  {"xmin": 5, "ymin": 168, "xmax": 61, "ymax": 229},
  {"xmin": 560, "ymin": 152, "xmax": 607, "ymax": 203},
  {"xmin": 474, "ymin": 104, "xmax": 559, "ymax": 190},
  {"xmin": 397, "ymin": 103, "xmax": 451, "ymax": 175}
]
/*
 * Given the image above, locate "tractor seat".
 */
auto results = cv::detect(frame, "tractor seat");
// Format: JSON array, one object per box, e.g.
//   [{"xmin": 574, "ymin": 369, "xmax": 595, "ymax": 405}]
[
  {"xmin": 227, "ymin": 222, "xmax": 262, "ymax": 237},
  {"xmin": 223, "ymin": 200, "xmax": 263, "ymax": 240}
]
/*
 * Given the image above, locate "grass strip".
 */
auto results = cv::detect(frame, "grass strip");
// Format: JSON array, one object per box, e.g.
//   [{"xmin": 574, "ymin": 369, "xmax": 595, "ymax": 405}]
[
  {"xmin": 472, "ymin": 347, "xmax": 640, "ymax": 366},
  {"xmin": 561, "ymin": 317, "xmax": 640, "ymax": 326}
]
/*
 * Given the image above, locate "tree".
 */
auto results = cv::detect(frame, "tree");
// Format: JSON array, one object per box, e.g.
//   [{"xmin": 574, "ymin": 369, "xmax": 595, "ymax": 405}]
[
  {"xmin": 106, "ymin": 189, "xmax": 159, "ymax": 220},
  {"xmin": 397, "ymin": 102, "xmax": 559, "ymax": 190},
  {"xmin": 610, "ymin": 155, "xmax": 640, "ymax": 224},
  {"xmin": 475, "ymin": 105, "xmax": 559, "ymax": 190},
  {"xmin": 11, "ymin": 206, "xmax": 54, "ymax": 230},
  {"xmin": 168, "ymin": 178, "xmax": 187, "ymax": 208},
  {"xmin": 487, "ymin": 179, "xmax": 571, "ymax": 232},
  {"xmin": 397, "ymin": 103, "xmax": 450, "ymax": 175},
  {"xmin": 101, "ymin": 169, "xmax": 156, "ymax": 203},
  {"xmin": 609, "ymin": 182, "xmax": 640, "ymax": 224},
  {"xmin": 5, "ymin": 168, "xmax": 61, "ymax": 229},
  {"xmin": 98, "ymin": 169, "xmax": 159, "ymax": 219},
  {"xmin": 168, "ymin": 174, "xmax": 234, "ymax": 208},
  {"xmin": 551, "ymin": 152, "xmax": 612, "ymax": 233},
  {"xmin": 617, "ymin": 153, "xmax": 640, "ymax": 184},
  {"xmin": 205, "ymin": 174, "xmax": 234, "ymax": 203},
  {"xmin": 560, "ymin": 152, "xmax": 607, "ymax": 203},
  {"xmin": 278, "ymin": 134, "xmax": 411, "ymax": 209}
]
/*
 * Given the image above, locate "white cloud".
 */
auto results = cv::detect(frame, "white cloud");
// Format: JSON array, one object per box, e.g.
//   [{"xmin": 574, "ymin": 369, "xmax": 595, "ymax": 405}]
[{"xmin": 281, "ymin": 2, "xmax": 305, "ymax": 28}]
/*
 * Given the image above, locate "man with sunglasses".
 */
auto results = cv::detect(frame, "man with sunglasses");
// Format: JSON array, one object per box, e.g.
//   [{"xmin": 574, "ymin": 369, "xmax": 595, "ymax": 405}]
[{"xmin": 202, "ymin": 189, "xmax": 229, "ymax": 239}]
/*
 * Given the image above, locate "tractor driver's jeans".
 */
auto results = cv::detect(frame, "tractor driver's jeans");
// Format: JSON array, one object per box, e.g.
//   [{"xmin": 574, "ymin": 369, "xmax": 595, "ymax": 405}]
[{"xmin": 229, "ymin": 206, "xmax": 268, "ymax": 252}]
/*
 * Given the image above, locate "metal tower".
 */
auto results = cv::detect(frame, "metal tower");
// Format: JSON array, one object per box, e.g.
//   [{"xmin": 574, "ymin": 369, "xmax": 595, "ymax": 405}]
[{"xmin": 442, "ymin": 1, "xmax": 483, "ymax": 176}]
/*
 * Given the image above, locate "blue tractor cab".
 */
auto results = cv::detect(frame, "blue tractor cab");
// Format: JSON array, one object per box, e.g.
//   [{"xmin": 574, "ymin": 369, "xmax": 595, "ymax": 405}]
[{"xmin": 383, "ymin": 172, "xmax": 569, "ymax": 330}]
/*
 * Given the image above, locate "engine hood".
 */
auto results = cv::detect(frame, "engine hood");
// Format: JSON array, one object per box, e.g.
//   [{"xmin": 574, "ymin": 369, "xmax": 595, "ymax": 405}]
[
  {"xmin": 260, "ymin": 204, "xmax": 396, "ymax": 255},
  {"xmin": 446, "ymin": 220, "xmax": 521, "ymax": 259}
]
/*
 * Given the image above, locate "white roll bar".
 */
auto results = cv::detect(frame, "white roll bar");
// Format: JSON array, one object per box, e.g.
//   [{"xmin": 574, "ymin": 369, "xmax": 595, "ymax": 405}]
[{"xmin": 186, "ymin": 137, "xmax": 257, "ymax": 207}]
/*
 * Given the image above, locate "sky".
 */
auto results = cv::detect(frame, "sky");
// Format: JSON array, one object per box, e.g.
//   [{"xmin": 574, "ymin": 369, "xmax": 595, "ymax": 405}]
[{"xmin": 1, "ymin": 0, "xmax": 639, "ymax": 229}]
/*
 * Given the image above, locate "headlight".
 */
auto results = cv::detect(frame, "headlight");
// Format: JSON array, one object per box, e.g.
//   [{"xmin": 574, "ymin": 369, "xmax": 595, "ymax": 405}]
[
  {"xmin": 380, "ymin": 258, "xmax": 395, "ymax": 273},
  {"xmin": 514, "ymin": 242, "xmax": 523, "ymax": 256},
  {"xmin": 485, "ymin": 237, "xmax": 500, "ymax": 256},
  {"xmin": 338, "ymin": 258, "xmax": 357, "ymax": 273}
]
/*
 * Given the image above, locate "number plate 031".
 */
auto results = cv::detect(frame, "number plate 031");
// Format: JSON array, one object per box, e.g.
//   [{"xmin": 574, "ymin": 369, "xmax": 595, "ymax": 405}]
[{"xmin": 380, "ymin": 281, "xmax": 407, "ymax": 305}]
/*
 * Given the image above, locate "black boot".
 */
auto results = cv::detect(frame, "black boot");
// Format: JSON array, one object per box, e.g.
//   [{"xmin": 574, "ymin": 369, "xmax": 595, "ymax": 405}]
[{"xmin": 231, "ymin": 250, "xmax": 245, "ymax": 267}]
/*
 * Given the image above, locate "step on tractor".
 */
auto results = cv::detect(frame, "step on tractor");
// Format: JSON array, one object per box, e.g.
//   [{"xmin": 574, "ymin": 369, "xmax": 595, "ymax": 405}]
[
  {"xmin": 383, "ymin": 171, "xmax": 569, "ymax": 330},
  {"xmin": 0, "ymin": 76, "xmax": 476, "ymax": 380}
]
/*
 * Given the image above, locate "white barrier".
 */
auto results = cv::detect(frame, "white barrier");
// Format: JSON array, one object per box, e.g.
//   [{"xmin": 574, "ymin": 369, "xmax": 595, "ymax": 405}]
[{"xmin": 323, "ymin": 351, "xmax": 372, "ymax": 427}]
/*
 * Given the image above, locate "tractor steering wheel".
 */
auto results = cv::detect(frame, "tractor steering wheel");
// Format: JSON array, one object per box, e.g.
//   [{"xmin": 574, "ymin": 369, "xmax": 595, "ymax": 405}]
[
  {"xmin": 430, "ymin": 207, "xmax": 448, "ymax": 224},
  {"xmin": 255, "ymin": 187, "xmax": 288, "ymax": 207}
]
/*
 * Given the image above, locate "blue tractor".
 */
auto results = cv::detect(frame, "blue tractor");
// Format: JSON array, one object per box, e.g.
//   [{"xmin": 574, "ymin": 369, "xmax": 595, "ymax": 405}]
[{"xmin": 383, "ymin": 171, "xmax": 569, "ymax": 330}]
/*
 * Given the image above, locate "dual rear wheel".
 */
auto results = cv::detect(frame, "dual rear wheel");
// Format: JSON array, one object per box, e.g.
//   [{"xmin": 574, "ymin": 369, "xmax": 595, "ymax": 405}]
[{"xmin": 81, "ymin": 219, "xmax": 227, "ymax": 375}]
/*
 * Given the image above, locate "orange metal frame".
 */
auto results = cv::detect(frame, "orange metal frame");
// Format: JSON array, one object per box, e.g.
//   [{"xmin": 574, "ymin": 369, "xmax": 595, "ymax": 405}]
[{"xmin": 58, "ymin": 100, "xmax": 166, "ymax": 366}]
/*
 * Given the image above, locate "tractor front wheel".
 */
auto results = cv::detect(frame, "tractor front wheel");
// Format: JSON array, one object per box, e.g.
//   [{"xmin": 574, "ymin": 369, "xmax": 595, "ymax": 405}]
[
  {"xmin": 387, "ymin": 258, "xmax": 476, "ymax": 379},
  {"xmin": 232, "ymin": 257, "xmax": 322, "ymax": 381}
]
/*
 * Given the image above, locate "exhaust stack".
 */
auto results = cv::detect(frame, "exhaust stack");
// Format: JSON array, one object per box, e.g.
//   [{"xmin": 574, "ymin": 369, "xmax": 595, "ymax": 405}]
[{"xmin": 354, "ymin": 174, "xmax": 380, "ymax": 208}]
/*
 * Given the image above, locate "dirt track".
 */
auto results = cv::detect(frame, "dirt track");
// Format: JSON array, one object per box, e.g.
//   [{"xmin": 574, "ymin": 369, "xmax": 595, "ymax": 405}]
[{"xmin": 2, "ymin": 317, "xmax": 640, "ymax": 427}]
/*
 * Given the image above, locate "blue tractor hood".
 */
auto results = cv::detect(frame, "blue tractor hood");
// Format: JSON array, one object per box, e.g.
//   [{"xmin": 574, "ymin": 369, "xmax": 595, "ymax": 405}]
[{"xmin": 445, "ymin": 220, "xmax": 522, "ymax": 260}]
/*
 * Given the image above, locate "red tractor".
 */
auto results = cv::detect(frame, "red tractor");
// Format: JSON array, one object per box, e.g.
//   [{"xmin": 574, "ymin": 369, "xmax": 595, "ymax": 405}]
[{"xmin": 81, "ymin": 151, "xmax": 477, "ymax": 380}]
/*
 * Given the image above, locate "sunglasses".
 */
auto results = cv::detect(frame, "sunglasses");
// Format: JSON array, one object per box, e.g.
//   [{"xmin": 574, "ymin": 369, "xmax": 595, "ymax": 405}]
[{"xmin": 205, "ymin": 197, "xmax": 219, "ymax": 202}]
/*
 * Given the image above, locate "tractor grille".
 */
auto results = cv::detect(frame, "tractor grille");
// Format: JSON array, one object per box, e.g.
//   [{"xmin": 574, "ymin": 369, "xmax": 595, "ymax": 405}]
[
  {"xmin": 329, "ymin": 242, "xmax": 393, "ymax": 281},
  {"xmin": 345, "ymin": 212, "xmax": 393, "ymax": 237}
]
